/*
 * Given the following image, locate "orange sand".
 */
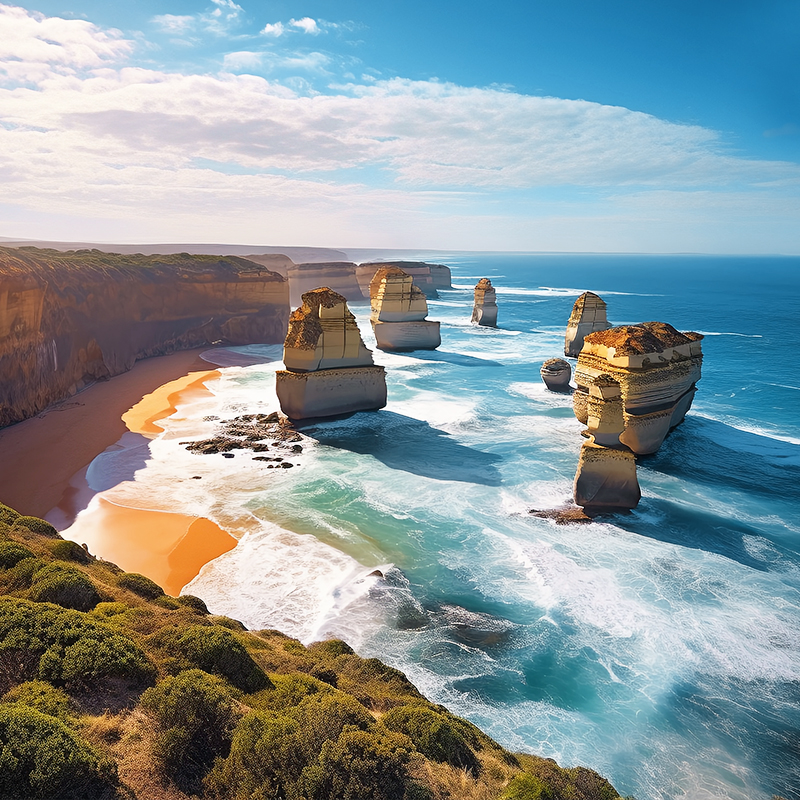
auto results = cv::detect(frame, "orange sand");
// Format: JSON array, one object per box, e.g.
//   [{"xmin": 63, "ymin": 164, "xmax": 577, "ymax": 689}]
[
  {"xmin": 64, "ymin": 497, "xmax": 237, "ymax": 596},
  {"xmin": 122, "ymin": 369, "xmax": 220, "ymax": 436}
]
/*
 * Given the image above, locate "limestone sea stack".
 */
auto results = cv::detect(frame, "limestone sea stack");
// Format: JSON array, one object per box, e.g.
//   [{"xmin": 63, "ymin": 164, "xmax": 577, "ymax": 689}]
[
  {"xmin": 275, "ymin": 288, "xmax": 387, "ymax": 419},
  {"xmin": 540, "ymin": 358, "xmax": 572, "ymax": 391},
  {"xmin": 356, "ymin": 261, "xmax": 452, "ymax": 299},
  {"xmin": 286, "ymin": 262, "xmax": 363, "ymax": 307},
  {"xmin": 573, "ymin": 322, "xmax": 703, "ymax": 455},
  {"xmin": 564, "ymin": 292, "xmax": 611, "ymax": 357},
  {"xmin": 471, "ymin": 278, "xmax": 498, "ymax": 327},
  {"xmin": 573, "ymin": 373, "xmax": 641, "ymax": 510},
  {"xmin": 369, "ymin": 267, "xmax": 441, "ymax": 351}
]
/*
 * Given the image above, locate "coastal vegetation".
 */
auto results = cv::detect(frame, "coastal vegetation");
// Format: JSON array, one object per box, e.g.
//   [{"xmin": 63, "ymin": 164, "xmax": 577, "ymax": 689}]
[{"xmin": 0, "ymin": 500, "xmax": 625, "ymax": 800}]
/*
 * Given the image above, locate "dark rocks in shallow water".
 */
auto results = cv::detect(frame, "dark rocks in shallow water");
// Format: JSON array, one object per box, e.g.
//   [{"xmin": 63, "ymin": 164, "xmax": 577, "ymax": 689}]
[
  {"xmin": 530, "ymin": 506, "xmax": 595, "ymax": 524},
  {"xmin": 222, "ymin": 453, "xmax": 234, "ymax": 458}
]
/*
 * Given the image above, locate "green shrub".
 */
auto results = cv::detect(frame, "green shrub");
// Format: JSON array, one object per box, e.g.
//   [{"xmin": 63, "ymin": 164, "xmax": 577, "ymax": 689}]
[
  {"xmin": 247, "ymin": 672, "xmax": 331, "ymax": 712},
  {"xmin": 291, "ymin": 692, "xmax": 374, "ymax": 759},
  {"xmin": 141, "ymin": 669, "xmax": 240, "ymax": 794},
  {"xmin": 116, "ymin": 572, "xmax": 164, "ymax": 600},
  {"xmin": 204, "ymin": 710, "xmax": 307, "ymax": 800},
  {"xmin": 47, "ymin": 540, "xmax": 91, "ymax": 564},
  {"xmin": 502, "ymin": 773, "xmax": 555, "ymax": 800},
  {"xmin": 0, "ymin": 503, "xmax": 20, "ymax": 526},
  {"xmin": 0, "ymin": 597, "xmax": 155, "ymax": 688},
  {"xmin": 299, "ymin": 727, "xmax": 418, "ymax": 800},
  {"xmin": 0, "ymin": 556, "xmax": 42, "ymax": 593},
  {"xmin": 28, "ymin": 563, "xmax": 102, "ymax": 612},
  {"xmin": 2, "ymin": 680, "xmax": 72, "ymax": 721},
  {"xmin": 176, "ymin": 594, "xmax": 209, "ymax": 614},
  {"xmin": 152, "ymin": 596, "xmax": 180, "ymax": 610},
  {"xmin": 12, "ymin": 516, "xmax": 59, "ymax": 538},
  {"xmin": 0, "ymin": 704, "xmax": 117, "ymax": 799},
  {"xmin": 209, "ymin": 615, "xmax": 246, "ymax": 630},
  {"xmin": 0, "ymin": 542, "xmax": 35, "ymax": 569},
  {"xmin": 381, "ymin": 704, "xmax": 480, "ymax": 774},
  {"xmin": 173, "ymin": 624, "xmax": 271, "ymax": 692},
  {"xmin": 90, "ymin": 602, "xmax": 127, "ymax": 619},
  {"xmin": 308, "ymin": 639, "xmax": 355, "ymax": 659}
]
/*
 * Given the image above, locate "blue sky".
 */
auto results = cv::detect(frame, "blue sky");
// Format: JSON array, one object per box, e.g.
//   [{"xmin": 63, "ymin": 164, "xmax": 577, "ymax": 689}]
[{"xmin": 0, "ymin": 0, "xmax": 798, "ymax": 252}]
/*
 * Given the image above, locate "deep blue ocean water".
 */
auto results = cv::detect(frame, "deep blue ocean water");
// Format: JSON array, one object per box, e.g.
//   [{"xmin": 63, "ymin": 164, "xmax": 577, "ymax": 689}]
[{"xmin": 77, "ymin": 254, "xmax": 800, "ymax": 800}]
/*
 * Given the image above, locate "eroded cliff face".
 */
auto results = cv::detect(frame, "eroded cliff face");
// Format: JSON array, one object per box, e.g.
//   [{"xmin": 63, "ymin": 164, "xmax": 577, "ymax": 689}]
[{"xmin": 0, "ymin": 247, "xmax": 288, "ymax": 427}]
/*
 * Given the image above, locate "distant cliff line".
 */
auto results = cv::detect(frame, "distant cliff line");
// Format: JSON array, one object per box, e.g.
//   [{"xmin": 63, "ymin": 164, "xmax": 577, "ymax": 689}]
[{"xmin": 0, "ymin": 247, "xmax": 289, "ymax": 427}]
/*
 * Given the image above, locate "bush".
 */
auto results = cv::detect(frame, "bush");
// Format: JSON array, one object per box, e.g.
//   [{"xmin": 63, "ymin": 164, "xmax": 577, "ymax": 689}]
[
  {"xmin": 381, "ymin": 704, "xmax": 480, "ymax": 774},
  {"xmin": 308, "ymin": 639, "xmax": 355, "ymax": 659},
  {"xmin": 0, "ymin": 542, "xmax": 35, "ymax": 569},
  {"xmin": 28, "ymin": 563, "xmax": 102, "ymax": 612},
  {"xmin": 204, "ymin": 710, "xmax": 307, "ymax": 800},
  {"xmin": 0, "ymin": 598, "xmax": 155, "ymax": 688},
  {"xmin": 141, "ymin": 669, "xmax": 240, "ymax": 794},
  {"xmin": 503, "ymin": 773, "xmax": 555, "ymax": 800},
  {"xmin": 12, "ymin": 516, "xmax": 59, "ymax": 538},
  {"xmin": 300, "ymin": 727, "xmax": 418, "ymax": 800},
  {"xmin": 0, "ymin": 704, "xmax": 117, "ymax": 799},
  {"xmin": 116, "ymin": 572, "xmax": 164, "ymax": 600},
  {"xmin": 2, "ymin": 680, "xmax": 72, "ymax": 721},
  {"xmin": 47, "ymin": 540, "xmax": 91, "ymax": 564},
  {"xmin": 176, "ymin": 594, "xmax": 209, "ymax": 614},
  {"xmin": 291, "ymin": 692, "xmax": 374, "ymax": 759},
  {"xmin": 0, "ymin": 503, "xmax": 20, "ymax": 526},
  {"xmin": 173, "ymin": 625, "xmax": 271, "ymax": 692},
  {"xmin": 247, "ymin": 672, "xmax": 331, "ymax": 712}
]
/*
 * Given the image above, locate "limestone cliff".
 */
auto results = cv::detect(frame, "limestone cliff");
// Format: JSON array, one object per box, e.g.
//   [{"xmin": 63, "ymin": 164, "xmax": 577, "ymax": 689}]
[
  {"xmin": 276, "ymin": 288, "xmax": 386, "ymax": 419},
  {"xmin": 0, "ymin": 247, "xmax": 288, "ymax": 427},
  {"xmin": 286, "ymin": 262, "xmax": 364, "ymax": 307},
  {"xmin": 573, "ymin": 322, "xmax": 703, "ymax": 455},
  {"xmin": 369, "ymin": 267, "xmax": 441, "ymax": 351},
  {"xmin": 564, "ymin": 292, "xmax": 611, "ymax": 357},
  {"xmin": 356, "ymin": 261, "xmax": 452, "ymax": 299},
  {"xmin": 471, "ymin": 278, "xmax": 498, "ymax": 327}
]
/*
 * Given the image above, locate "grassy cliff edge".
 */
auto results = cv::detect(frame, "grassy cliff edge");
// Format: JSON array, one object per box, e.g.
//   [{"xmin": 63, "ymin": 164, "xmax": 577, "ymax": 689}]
[{"xmin": 0, "ymin": 500, "xmax": 627, "ymax": 800}]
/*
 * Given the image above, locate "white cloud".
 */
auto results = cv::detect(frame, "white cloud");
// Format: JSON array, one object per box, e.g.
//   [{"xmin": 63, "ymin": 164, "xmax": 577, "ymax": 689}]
[
  {"xmin": 261, "ymin": 21, "xmax": 284, "ymax": 37},
  {"xmin": 290, "ymin": 17, "xmax": 320, "ymax": 35},
  {"xmin": 150, "ymin": 1, "xmax": 242, "ymax": 38},
  {"xmin": 151, "ymin": 14, "xmax": 195, "ymax": 35},
  {"xmin": 0, "ymin": 3, "xmax": 798, "ymax": 252}
]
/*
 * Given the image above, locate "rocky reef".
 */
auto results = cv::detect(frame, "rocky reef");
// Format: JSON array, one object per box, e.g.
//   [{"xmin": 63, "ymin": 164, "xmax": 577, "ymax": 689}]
[
  {"xmin": 0, "ymin": 247, "xmax": 288, "ymax": 428},
  {"xmin": 369, "ymin": 267, "xmax": 441, "ymax": 351},
  {"xmin": 540, "ymin": 357, "xmax": 572, "ymax": 391},
  {"xmin": 356, "ymin": 261, "xmax": 452, "ymax": 299},
  {"xmin": 471, "ymin": 278, "xmax": 498, "ymax": 327},
  {"xmin": 286, "ymin": 262, "xmax": 364, "ymax": 307},
  {"xmin": 564, "ymin": 291, "xmax": 611, "ymax": 357},
  {"xmin": 276, "ymin": 288, "xmax": 387, "ymax": 419},
  {"xmin": 571, "ymin": 322, "xmax": 702, "ymax": 510}
]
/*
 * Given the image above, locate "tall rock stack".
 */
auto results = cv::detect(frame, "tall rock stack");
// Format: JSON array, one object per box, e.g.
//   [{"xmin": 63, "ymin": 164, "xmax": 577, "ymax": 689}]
[
  {"xmin": 275, "ymin": 288, "xmax": 387, "ymax": 419},
  {"xmin": 573, "ymin": 374, "xmax": 641, "ymax": 510},
  {"xmin": 564, "ymin": 292, "xmax": 611, "ymax": 357},
  {"xmin": 471, "ymin": 278, "xmax": 498, "ymax": 327},
  {"xmin": 369, "ymin": 267, "xmax": 441, "ymax": 351},
  {"xmin": 356, "ymin": 261, "xmax": 452, "ymax": 299},
  {"xmin": 573, "ymin": 322, "xmax": 703, "ymax": 454}
]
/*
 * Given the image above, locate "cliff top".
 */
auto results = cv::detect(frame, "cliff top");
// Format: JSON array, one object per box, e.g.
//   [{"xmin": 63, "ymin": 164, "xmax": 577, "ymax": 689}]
[
  {"xmin": 568, "ymin": 291, "xmax": 607, "ymax": 322},
  {"xmin": 476, "ymin": 278, "xmax": 494, "ymax": 289},
  {"xmin": 584, "ymin": 322, "xmax": 703, "ymax": 355},
  {"xmin": 0, "ymin": 246, "xmax": 285, "ymax": 283},
  {"xmin": 358, "ymin": 260, "xmax": 450, "ymax": 271}
]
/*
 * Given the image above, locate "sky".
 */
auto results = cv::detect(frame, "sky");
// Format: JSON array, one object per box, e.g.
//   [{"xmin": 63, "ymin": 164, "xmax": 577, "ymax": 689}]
[{"xmin": 0, "ymin": 0, "xmax": 798, "ymax": 252}]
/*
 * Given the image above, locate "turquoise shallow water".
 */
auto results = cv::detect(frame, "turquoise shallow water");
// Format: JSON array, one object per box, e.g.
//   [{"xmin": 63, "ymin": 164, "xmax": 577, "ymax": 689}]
[{"xmin": 93, "ymin": 254, "xmax": 800, "ymax": 800}]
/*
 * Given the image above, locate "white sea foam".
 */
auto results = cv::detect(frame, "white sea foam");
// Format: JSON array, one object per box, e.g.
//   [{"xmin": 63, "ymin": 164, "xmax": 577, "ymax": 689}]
[{"xmin": 695, "ymin": 330, "xmax": 763, "ymax": 338}]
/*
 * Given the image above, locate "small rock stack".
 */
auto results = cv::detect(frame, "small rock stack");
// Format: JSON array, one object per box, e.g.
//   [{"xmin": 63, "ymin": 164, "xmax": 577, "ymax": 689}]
[{"xmin": 471, "ymin": 278, "xmax": 498, "ymax": 327}]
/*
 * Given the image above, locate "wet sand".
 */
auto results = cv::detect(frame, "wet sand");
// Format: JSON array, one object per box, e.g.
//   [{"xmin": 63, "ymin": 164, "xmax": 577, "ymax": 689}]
[
  {"xmin": 64, "ymin": 496, "xmax": 236, "ymax": 597},
  {"xmin": 0, "ymin": 349, "xmax": 214, "ymax": 517}
]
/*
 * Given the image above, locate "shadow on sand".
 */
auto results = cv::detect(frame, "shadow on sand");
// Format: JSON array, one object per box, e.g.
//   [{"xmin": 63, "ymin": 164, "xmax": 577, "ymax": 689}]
[{"xmin": 297, "ymin": 410, "xmax": 502, "ymax": 485}]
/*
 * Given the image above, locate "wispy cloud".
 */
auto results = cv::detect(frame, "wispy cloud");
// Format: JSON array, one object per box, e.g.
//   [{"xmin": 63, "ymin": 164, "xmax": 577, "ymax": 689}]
[
  {"xmin": 289, "ymin": 17, "xmax": 320, "ymax": 35},
  {"xmin": 150, "ymin": 0, "xmax": 243, "ymax": 39},
  {"xmin": 151, "ymin": 14, "xmax": 195, "ymax": 35},
  {"xmin": 1, "ymin": 3, "xmax": 798, "ymax": 251}
]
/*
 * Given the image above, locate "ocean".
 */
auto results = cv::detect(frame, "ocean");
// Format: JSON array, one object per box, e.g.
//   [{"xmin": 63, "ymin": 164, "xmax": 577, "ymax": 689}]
[{"xmin": 72, "ymin": 254, "xmax": 800, "ymax": 800}]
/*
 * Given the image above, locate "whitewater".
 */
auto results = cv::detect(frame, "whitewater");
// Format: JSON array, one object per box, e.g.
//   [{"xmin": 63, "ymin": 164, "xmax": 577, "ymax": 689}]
[{"xmin": 73, "ymin": 254, "xmax": 800, "ymax": 800}]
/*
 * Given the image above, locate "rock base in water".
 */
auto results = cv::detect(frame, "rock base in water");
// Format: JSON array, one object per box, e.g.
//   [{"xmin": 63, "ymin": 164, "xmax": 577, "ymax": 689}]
[
  {"xmin": 529, "ymin": 506, "xmax": 595, "ymax": 524},
  {"xmin": 573, "ymin": 442, "xmax": 641, "ymax": 510},
  {"xmin": 540, "ymin": 358, "xmax": 572, "ymax": 391},
  {"xmin": 276, "ymin": 366, "xmax": 387, "ymax": 420},
  {"xmin": 371, "ymin": 319, "xmax": 441, "ymax": 351}
]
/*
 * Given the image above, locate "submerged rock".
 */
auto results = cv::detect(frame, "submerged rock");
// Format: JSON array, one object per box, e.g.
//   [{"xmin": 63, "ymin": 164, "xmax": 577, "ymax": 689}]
[
  {"xmin": 369, "ymin": 267, "xmax": 440, "ymax": 351},
  {"xmin": 564, "ymin": 291, "xmax": 611, "ymax": 357},
  {"xmin": 540, "ymin": 357, "xmax": 572, "ymax": 391},
  {"xmin": 471, "ymin": 278, "xmax": 498, "ymax": 327},
  {"xmin": 276, "ymin": 288, "xmax": 387, "ymax": 419}
]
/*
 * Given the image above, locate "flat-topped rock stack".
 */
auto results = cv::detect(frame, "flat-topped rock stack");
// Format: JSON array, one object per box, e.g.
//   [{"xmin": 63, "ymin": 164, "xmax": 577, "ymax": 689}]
[
  {"xmin": 369, "ymin": 267, "xmax": 441, "ymax": 351},
  {"xmin": 565, "ymin": 291, "xmax": 611, "ymax": 357},
  {"xmin": 540, "ymin": 357, "xmax": 572, "ymax": 391},
  {"xmin": 287, "ymin": 262, "xmax": 363, "ymax": 307},
  {"xmin": 471, "ymin": 278, "xmax": 498, "ymax": 327},
  {"xmin": 356, "ymin": 261, "xmax": 452, "ymax": 299},
  {"xmin": 573, "ymin": 322, "xmax": 703, "ymax": 455},
  {"xmin": 275, "ymin": 288, "xmax": 386, "ymax": 419}
]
